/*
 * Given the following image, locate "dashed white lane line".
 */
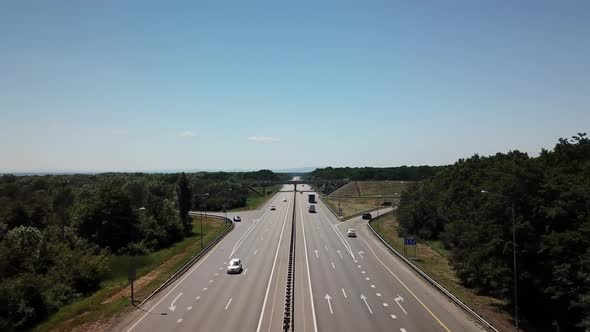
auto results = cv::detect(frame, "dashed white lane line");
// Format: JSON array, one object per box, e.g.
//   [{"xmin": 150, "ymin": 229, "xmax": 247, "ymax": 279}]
[
  {"xmin": 209, "ymin": 279, "xmax": 214, "ymax": 283},
  {"xmin": 253, "ymin": 249, "xmax": 258, "ymax": 256},
  {"xmin": 195, "ymin": 296, "xmax": 200, "ymax": 300},
  {"xmin": 342, "ymin": 288, "xmax": 347, "ymax": 298},
  {"xmin": 400, "ymin": 329, "xmax": 407, "ymax": 332},
  {"xmin": 225, "ymin": 298, "xmax": 232, "ymax": 310},
  {"xmin": 370, "ymin": 285, "xmax": 376, "ymax": 288},
  {"xmin": 361, "ymin": 271, "xmax": 366, "ymax": 274},
  {"xmin": 325, "ymin": 245, "xmax": 328, "ymax": 252},
  {"xmin": 214, "ymin": 273, "xmax": 219, "ymax": 276},
  {"xmin": 383, "ymin": 303, "xmax": 389, "ymax": 307},
  {"xmin": 366, "ymin": 277, "xmax": 370, "ymax": 280},
  {"xmin": 391, "ymin": 314, "xmax": 397, "ymax": 319},
  {"xmin": 243, "ymin": 268, "xmax": 248, "ymax": 275},
  {"xmin": 357, "ymin": 265, "xmax": 362, "ymax": 268},
  {"xmin": 187, "ymin": 306, "xmax": 192, "ymax": 311},
  {"xmin": 202, "ymin": 287, "xmax": 207, "ymax": 291},
  {"xmin": 376, "ymin": 293, "xmax": 382, "ymax": 297},
  {"xmin": 331, "ymin": 262, "xmax": 335, "ymax": 270},
  {"xmin": 177, "ymin": 319, "xmax": 183, "ymax": 323},
  {"xmin": 219, "ymin": 267, "xmax": 223, "ymax": 270}
]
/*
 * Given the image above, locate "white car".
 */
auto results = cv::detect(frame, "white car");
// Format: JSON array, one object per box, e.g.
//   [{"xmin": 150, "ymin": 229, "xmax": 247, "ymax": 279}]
[
  {"xmin": 270, "ymin": 205, "xmax": 276, "ymax": 210},
  {"xmin": 233, "ymin": 216, "xmax": 241, "ymax": 222},
  {"xmin": 283, "ymin": 198, "xmax": 287, "ymax": 202},
  {"xmin": 227, "ymin": 258, "xmax": 243, "ymax": 274},
  {"xmin": 347, "ymin": 229, "xmax": 357, "ymax": 237}
]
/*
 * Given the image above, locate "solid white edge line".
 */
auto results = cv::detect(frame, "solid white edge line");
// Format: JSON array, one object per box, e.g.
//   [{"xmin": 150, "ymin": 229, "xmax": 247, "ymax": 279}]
[
  {"xmin": 126, "ymin": 234, "xmax": 221, "ymax": 332},
  {"xmin": 255, "ymin": 195, "xmax": 291, "ymax": 332},
  {"xmin": 299, "ymin": 191, "xmax": 319, "ymax": 332},
  {"xmin": 362, "ymin": 238, "xmax": 451, "ymax": 332}
]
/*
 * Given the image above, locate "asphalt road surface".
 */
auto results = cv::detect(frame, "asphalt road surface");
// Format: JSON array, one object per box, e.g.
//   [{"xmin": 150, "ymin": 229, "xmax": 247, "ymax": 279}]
[{"xmin": 114, "ymin": 184, "xmax": 486, "ymax": 332}]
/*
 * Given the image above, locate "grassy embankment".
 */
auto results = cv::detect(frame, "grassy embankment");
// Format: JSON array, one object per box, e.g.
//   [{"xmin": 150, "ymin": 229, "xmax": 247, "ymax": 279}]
[
  {"xmin": 322, "ymin": 181, "xmax": 412, "ymax": 218},
  {"xmin": 34, "ymin": 216, "xmax": 230, "ymax": 332},
  {"xmin": 371, "ymin": 213, "xmax": 514, "ymax": 331}
]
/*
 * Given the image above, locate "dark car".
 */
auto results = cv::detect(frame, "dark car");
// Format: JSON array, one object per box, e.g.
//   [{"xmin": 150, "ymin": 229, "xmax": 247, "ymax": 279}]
[{"xmin": 362, "ymin": 213, "xmax": 372, "ymax": 220}]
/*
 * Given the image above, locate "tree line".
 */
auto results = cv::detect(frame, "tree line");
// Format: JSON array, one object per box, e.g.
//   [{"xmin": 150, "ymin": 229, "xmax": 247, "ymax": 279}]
[
  {"xmin": 308, "ymin": 165, "xmax": 444, "ymax": 194},
  {"xmin": 0, "ymin": 170, "xmax": 280, "ymax": 330},
  {"xmin": 397, "ymin": 134, "xmax": 590, "ymax": 331}
]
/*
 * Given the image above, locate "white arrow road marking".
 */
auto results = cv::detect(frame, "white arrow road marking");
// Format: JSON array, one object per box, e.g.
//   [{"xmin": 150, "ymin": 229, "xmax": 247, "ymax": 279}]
[
  {"xmin": 168, "ymin": 292, "xmax": 183, "ymax": 312},
  {"xmin": 317, "ymin": 207, "xmax": 357, "ymax": 262},
  {"xmin": 358, "ymin": 251, "xmax": 365, "ymax": 259},
  {"xmin": 336, "ymin": 250, "xmax": 343, "ymax": 259},
  {"xmin": 394, "ymin": 296, "xmax": 408, "ymax": 315},
  {"xmin": 341, "ymin": 288, "xmax": 347, "ymax": 298},
  {"xmin": 331, "ymin": 262, "xmax": 335, "ymax": 270},
  {"xmin": 314, "ymin": 250, "xmax": 319, "ymax": 259},
  {"xmin": 324, "ymin": 294, "xmax": 333, "ymax": 314},
  {"xmin": 360, "ymin": 294, "xmax": 373, "ymax": 314},
  {"xmin": 225, "ymin": 298, "xmax": 232, "ymax": 310}
]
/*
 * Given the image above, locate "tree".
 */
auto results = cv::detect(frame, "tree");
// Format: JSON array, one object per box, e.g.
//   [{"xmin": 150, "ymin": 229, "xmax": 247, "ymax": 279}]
[
  {"xmin": 75, "ymin": 184, "xmax": 139, "ymax": 252},
  {"xmin": 176, "ymin": 173, "xmax": 192, "ymax": 235}
]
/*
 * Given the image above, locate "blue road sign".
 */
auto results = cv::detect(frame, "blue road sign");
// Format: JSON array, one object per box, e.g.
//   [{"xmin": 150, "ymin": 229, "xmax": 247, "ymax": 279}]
[{"xmin": 404, "ymin": 238, "xmax": 417, "ymax": 246}]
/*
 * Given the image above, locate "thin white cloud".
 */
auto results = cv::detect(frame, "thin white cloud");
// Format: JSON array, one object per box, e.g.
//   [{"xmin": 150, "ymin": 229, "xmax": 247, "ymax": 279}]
[
  {"xmin": 248, "ymin": 136, "xmax": 281, "ymax": 143},
  {"xmin": 179, "ymin": 131, "xmax": 195, "ymax": 138}
]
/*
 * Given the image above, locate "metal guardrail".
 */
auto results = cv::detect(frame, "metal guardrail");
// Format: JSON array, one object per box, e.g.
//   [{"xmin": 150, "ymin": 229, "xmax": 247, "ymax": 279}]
[
  {"xmin": 367, "ymin": 220, "xmax": 499, "ymax": 332},
  {"xmin": 283, "ymin": 192, "xmax": 297, "ymax": 331},
  {"xmin": 136, "ymin": 214, "xmax": 234, "ymax": 308}
]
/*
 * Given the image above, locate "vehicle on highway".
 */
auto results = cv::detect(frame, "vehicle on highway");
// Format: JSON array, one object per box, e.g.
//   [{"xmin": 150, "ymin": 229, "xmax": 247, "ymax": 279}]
[
  {"xmin": 308, "ymin": 194, "xmax": 316, "ymax": 203},
  {"xmin": 227, "ymin": 258, "xmax": 243, "ymax": 274},
  {"xmin": 233, "ymin": 216, "xmax": 241, "ymax": 222},
  {"xmin": 347, "ymin": 229, "xmax": 357, "ymax": 237},
  {"xmin": 270, "ymin": 205, "xmax": 276, "ymax": 210},
  {"xmin": 283, "ymin": 198, "xmax": 287, "ymax": 202},
  {"xmin": 362, "ymin": 213, "xmax": 372, "ymax": 220},
  {"xmin": 309, "ymin": 205, "xmax": 316, "ymax": 213}
]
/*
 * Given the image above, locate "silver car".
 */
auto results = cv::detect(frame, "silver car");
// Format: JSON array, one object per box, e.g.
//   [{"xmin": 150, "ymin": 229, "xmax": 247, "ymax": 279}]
[
  {"xmin": 227, "ymin": 258, "xmax": 243, "ymax": 274},
  {"xmin": 347, "ymin": 229, "xmax": 357, "ymax": 237}
]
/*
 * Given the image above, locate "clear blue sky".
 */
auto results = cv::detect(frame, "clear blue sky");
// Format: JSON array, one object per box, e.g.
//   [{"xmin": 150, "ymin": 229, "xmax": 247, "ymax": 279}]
[{"xmin": 1, "ymin": 1, "xmax": 588, "ymax": 172}]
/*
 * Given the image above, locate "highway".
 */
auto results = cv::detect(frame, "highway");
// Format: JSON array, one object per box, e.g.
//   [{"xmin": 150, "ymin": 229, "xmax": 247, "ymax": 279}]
[{"xmin": 115, "ymin": 184, "xmax": 487, "ymax": 332}]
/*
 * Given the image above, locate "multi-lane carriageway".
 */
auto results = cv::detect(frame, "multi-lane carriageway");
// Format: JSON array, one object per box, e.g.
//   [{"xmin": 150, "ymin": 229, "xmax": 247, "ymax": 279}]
[{"xmin": 115, "ymin": 184, "xmax": 486, "ymax": 332}]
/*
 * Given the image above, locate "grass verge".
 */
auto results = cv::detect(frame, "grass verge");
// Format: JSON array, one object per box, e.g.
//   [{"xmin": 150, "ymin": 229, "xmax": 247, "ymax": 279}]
[
  {"xmin": 371, "ymin": 213, "xmax": 514, "ymax": 331},
  {"xmin": 34, "ymin": 216, "xmax": 231, "ymax": 332}
]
